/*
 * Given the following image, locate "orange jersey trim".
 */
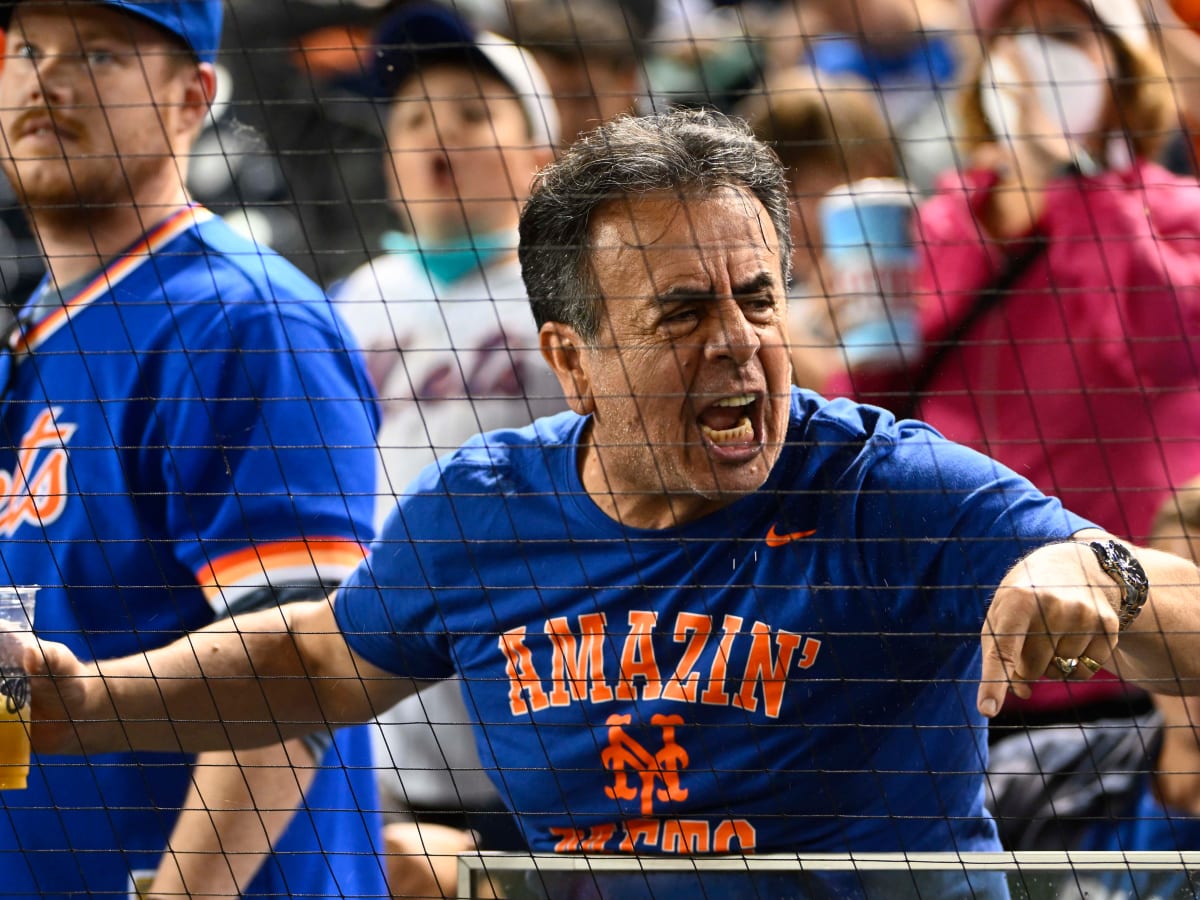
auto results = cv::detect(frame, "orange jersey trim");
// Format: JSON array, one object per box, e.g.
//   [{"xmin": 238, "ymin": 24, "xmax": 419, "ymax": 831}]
[
  {"xmin": 196, "ymin": 538, "xmax": 368, "ymax": 612},
  {"xmin": 14, "ymin": 205, "xmax": 213, "ymax": 356}
]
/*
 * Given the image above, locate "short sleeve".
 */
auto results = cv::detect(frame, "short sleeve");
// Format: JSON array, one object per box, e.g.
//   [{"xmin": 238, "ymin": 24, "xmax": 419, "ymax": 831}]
[
  {"xmin": 848, "ymin": 421, "xmax": 1095, "ymax": 624},
  {"xmin": 149, "ymin": 304, "xmax": 380, "ymax": 614},
  {"xmin": 335, "ymin": 487, "xmax": 458, "ymax": 681}
]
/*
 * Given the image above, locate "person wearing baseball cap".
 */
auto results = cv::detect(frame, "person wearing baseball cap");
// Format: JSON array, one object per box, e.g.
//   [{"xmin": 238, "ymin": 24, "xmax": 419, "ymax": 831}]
[
  {"xmin": 333, "ymin": 3, "xmax": 562, "ymax": 896},
  {"xmin": 370, "ymin": 0, "xmax": 559, "ymax": 150},
  {"xmin": 0, "ymin": 2, "xmax": 388, "ymax": 898},
  {"xmin": 825, "ymin": 0, "xmax": 1200, "ymax": 738},
  {"xmin": 362, "ymin": 0, "xmax": 559, "ymax": 256}
]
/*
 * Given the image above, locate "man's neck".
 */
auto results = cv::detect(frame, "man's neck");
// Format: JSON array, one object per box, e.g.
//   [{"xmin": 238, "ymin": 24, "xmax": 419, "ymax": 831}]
[
  {"xmin": 31, "ymin": 188, "xmax": 192, "ymax": 286},
  {"xmin": 577, "ymin": 431, "xmax": 721, "ymax": 531}
]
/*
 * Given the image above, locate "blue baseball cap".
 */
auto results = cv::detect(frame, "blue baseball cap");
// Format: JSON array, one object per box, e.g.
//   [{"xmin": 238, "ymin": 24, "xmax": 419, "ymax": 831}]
[{"xmin": 0, "ymin": 1, "xmax": 224, "ymax": 63}]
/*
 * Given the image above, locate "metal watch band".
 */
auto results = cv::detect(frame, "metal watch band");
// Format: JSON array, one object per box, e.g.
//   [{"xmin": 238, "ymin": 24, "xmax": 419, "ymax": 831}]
[{"xmin": 1081, "ymin": 539, "xmax": 1149, "ymax": 632}]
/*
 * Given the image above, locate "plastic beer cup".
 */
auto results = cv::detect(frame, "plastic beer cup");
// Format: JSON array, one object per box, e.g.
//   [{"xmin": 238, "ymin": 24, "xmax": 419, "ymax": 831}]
[{"xmin": 0, "ymin": 586, "xmax": 36, "ymax": 790}]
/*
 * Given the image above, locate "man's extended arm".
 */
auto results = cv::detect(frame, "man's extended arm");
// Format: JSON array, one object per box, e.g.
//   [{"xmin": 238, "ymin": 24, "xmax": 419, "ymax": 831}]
[
  {"xmin": 978, "ymin": 528, "xmax": 1200, "ymax": 716},
  {"xmin": 29, "ymin": 597, "xmax": 414, "ymax": 755}
]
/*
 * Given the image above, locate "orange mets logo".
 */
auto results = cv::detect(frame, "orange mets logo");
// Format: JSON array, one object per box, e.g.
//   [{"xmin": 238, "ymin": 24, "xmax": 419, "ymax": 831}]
[
  {"xmin": 0, "ymin": 408, "xmax": 76, "ymax": 537},
  {"xmin": 602, "ymin": 713, "xmax": 689, "ymax": 816}
]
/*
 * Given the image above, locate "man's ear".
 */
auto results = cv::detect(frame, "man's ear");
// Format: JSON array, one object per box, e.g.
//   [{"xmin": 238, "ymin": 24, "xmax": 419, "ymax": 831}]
[
  {"xmin": 540, "ymin": 321, "xmax": 595, "ymax": 415},
  {"xmin": 178, "ymin": 62, "xmax": 217, "ymax": 137}
]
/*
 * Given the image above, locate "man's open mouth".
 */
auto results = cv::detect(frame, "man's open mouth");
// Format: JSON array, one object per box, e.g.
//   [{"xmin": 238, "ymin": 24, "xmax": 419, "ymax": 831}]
[{"xmin": 698, "ymin": 393, "xmax": 757, "ymax": 446}]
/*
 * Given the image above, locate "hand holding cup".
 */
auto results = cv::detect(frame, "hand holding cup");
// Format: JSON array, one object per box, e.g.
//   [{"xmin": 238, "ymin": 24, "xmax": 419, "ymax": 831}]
[{"xmin": 0, "ymin": 587, "xmax": 36, "ymax": 790}]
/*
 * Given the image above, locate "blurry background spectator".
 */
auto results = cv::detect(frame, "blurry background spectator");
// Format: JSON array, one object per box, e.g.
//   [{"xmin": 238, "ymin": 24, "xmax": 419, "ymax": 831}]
[
  {"xmin": 186, "ymin": 0, "xmax": 393, "ymax": 288},
  {"xmin": 641, "ymin": 0, "xmax": 786, "ymax": 111},
  {"xmin": 758, "ymin": 0, "xmax": 974, "ymax": 190},
  {"xmin": 823, "ymin": 0, "xmax": 1200, "ymax": 730},
  {"xmin": 505, "ymin": 0, "xmax": 646, "ymax": 146}
]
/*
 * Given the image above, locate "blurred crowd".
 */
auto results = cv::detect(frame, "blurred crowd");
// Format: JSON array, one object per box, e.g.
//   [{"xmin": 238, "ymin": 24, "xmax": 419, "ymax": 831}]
[
  {"xmin": 4, "ymin": 0, "xmax": 1195, "ymax": 298},
  {"xmin": 0, "ymin": 0, "xmax": 1146, "ymax": 299}
]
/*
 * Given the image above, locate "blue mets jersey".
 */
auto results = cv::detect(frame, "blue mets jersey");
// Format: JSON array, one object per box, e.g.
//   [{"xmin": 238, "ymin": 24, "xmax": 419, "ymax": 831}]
[
  {"xmin": 337, "ymin": 388, "xmax": 1092, "ymax": 857},
  {"xmin": 0, "ymin": 207, "xmax": 387, "ymax": 898}
]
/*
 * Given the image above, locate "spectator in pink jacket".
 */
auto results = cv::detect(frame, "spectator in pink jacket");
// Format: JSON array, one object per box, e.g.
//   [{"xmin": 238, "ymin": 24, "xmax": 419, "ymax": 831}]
[{"xmin": 824, "ymin": 0, "xmax": 1200, "ymax": 726}]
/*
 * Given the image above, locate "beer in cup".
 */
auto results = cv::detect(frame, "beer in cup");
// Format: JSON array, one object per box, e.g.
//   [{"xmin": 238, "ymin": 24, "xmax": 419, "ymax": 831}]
[{"xmin": 0, "ymin": 586, "xmax": 36, "ymax": 790}]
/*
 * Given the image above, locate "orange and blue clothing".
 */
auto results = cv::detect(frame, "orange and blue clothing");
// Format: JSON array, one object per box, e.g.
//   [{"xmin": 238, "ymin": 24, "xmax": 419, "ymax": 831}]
[{"xmin": 0, "ymin": 207, "xmax": 386, "ymax": 899}]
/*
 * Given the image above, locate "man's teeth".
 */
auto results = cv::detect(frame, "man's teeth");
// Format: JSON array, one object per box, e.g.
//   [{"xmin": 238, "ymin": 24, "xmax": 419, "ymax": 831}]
[
  {"xmin": 700, "ymin": 416, "xmax": 753, "ymax": 444},
  {"xmin": 712, "ymin": 394, "xmax": 754, "ymax": 408},
  {"xmin": 700, "ymin": 396, "xmax": 755, "ymax": 444}
]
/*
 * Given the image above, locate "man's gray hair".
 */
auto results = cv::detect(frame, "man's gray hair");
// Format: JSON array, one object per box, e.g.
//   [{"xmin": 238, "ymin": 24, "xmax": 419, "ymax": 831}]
[{"xmin": 519, "ymin": 107, "xmax": 793, "ymax": 341}]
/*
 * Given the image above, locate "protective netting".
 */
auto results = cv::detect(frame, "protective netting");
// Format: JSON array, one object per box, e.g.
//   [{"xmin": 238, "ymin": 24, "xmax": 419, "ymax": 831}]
[{"xmin": 0, "ymin": 1, "xmax": 1198, "ymax": 898}]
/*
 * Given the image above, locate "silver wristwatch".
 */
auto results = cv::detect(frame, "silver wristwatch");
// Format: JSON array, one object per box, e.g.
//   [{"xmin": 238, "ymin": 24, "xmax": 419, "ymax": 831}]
[{"xmin": 1081, "ymin": 539, "xmax": 1149, "ymax": 632}]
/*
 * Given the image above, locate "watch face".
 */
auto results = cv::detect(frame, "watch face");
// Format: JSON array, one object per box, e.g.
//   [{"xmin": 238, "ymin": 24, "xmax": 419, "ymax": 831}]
[
  {"xmin": 1106, "ymin": 542, "xmax": 1149, "ymax": 590},
  {"xmin": 1092, "ymin": 540, "xmax": 1149, "ymax": 630}
]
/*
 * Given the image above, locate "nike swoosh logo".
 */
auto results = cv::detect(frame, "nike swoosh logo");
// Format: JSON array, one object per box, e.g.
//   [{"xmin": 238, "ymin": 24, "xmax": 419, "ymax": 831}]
[{"xmin": 765, "ymin": 524, "xmax": 817, "ymax": 548}]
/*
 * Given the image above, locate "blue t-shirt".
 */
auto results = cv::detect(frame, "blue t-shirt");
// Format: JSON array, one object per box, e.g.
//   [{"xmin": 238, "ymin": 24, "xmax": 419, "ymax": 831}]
[
  {"xmin": 338, "ymin": 389, "xmax": 1092, "ymax": 857},
  {"xmin": 0, "ymin": 208, "xmax": 387, "ymax": 899}
]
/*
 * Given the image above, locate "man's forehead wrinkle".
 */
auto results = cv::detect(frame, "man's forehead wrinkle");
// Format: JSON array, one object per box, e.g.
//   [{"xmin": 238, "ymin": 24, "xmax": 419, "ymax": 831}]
[
  {"xmin": 613, "ymin": 199, "xmax": 686, "ymax": 252},
  {"xmin": 596, "ymin": 185, "xmax": 757, "ymax": 250},
  {"xmin": 589, "ymin": 186, "xmax": 781, "ymax": 303}
]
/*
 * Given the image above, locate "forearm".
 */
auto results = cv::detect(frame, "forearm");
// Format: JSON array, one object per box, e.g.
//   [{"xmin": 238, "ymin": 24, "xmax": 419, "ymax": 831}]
[
  {"xmin": 1145, "ymin": 0, "xmax": 1200, "ymax": 125},
  {"xmin": 147, "ymin": 740, "xmax": 317, "ymax": 900},
  {"xmin": 80, "ymin": 604, "xmax": 324, "ymax": 753},
  {"xmin": 979, "ymin": 530, "xmax": 1200, "ymax": 715},
  {"xmin": 799, "ymin": 0, "xmax": 959, "ymax": 37},
  {"xmin": 38, "ymin": 599, "xmax": 404, "ymax": 755}
]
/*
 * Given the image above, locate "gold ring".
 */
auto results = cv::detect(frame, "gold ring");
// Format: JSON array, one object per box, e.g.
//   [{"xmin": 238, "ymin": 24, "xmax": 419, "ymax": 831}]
[
  {"xmin": 1053, "ymin": 656, "xmax": 1079, "ymax": 677},
  {"xmin": 1079, "ymin": 655, "xmax": 1103, "ymax": 674}
]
